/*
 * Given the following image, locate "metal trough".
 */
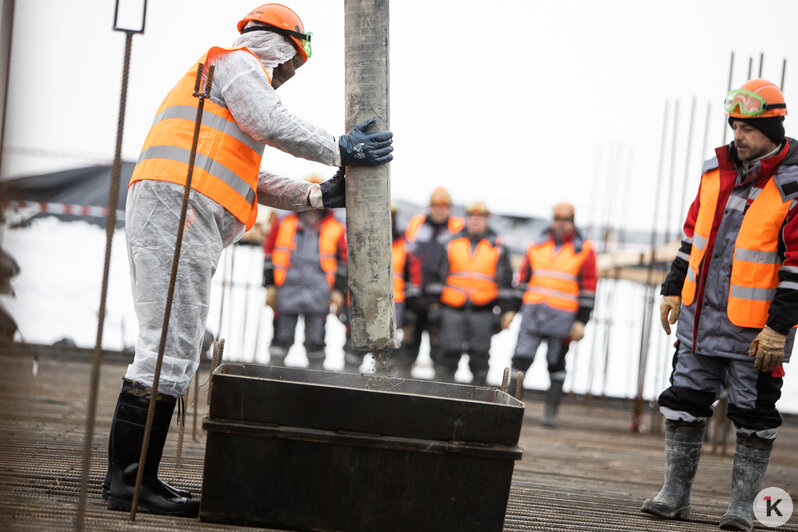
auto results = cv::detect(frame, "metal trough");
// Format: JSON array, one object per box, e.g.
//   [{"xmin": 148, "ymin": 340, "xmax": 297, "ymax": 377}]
[{"xmin": 200, "ymin": 363, "xmax": 524, "ymax": 531}]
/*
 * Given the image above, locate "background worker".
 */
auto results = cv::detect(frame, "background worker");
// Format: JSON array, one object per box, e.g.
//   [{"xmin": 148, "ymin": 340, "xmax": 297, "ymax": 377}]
[
  {"xmin": 109, "ymin": 3, "xmax": 393, "ymax": 516},
  {"xmin": 396, "ymin": 187, "xmax": 464, "ymax": 378},
  {"xmin": 509, "ymin": 202, "xmax": 597, "ymax": 427},
  {"xmin": 642, "ymin": 78, "xmax": 797, "ymax": 531},
  {"xmin": 342, "ymin": 201, "xmax": 422, "ymax": 373},
  {"xmin": 431, "ymin": 201, "xmax": 515, "ymax": 385},
  {"xmin": 263, "ymin": 176, "xmax": 347, "ymax": 369}
]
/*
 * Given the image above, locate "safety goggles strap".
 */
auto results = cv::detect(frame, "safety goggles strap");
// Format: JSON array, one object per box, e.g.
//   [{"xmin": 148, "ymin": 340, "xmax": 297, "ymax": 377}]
[{"xmin": 240, "ymin": 23, "xmax": 311, "ymax": 44}]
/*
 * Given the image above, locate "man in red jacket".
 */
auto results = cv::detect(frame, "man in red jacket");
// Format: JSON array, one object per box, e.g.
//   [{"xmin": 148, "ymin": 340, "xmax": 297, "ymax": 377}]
[{"xmin": 642, "ymin": 79, "xmax": 797, "ymax": 531}]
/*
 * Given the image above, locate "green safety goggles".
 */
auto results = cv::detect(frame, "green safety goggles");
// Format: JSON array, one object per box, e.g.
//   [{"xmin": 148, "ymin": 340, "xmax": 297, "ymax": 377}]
[{"xmin": 724, "ymin": 89, "xmax": 786, "ymax": 117}]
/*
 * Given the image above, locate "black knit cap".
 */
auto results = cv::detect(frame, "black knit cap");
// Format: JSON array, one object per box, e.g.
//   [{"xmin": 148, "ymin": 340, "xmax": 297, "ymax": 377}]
[{"xmin": 728, "ymin": 115, "xmax": 785, "ymax": 145}]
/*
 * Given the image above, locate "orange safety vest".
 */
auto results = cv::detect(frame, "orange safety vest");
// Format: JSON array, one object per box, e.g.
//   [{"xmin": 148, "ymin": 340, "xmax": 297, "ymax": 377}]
[
  {"xmin": 392, "ymin": 239, "xmax": 407, "ymax": 303},
  {"xmin": 441, "ymin": 237, "xmax": 500, "ymax": 307},
  {"xmin": 130, "ymin": 47, "xmax": 269, "ymax": 230},
  {"xmin": 523, "ymin": 239, "xmax": 593, "ymax": 312},
  {"xmin": 272, "ymin": 214, "xmax": 345, "ymax": 289},
  {"xmin": 682, "ymin": 168, "xmax": 791, "ymax": 328},
  {"xmin": 405, "ymin": 214, "xmax": 464, "ymax": 241}
]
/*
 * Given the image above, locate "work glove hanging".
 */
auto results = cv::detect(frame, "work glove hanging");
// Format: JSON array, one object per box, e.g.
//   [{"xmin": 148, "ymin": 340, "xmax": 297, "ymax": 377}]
[
  {"xmin": 320, "ymin": 167, "xmax": 346, "ymax": 208},
  {"xmin": 265, "ymin": 286, "xmax": 277, "ymax": 309},
  {"xmin": 659, "ymin": 295, "xmax": 681, "ymax": 334},
  {"xmin": 570, "ymin": 321, "xmax": 585, "ymax": 342},
  {"xmin": 501, "ymin": 311, "xmax": 516, "ymax": 330},
  {"xmin": 329, "ymin": 290, "xmax": 345, "ymax": 315},
  {"xmin": 338, "ymin": 117, "xmax": 394, "ymax": 166},
  {"xmin": 748, "ymin": 326, "xmax": 786, "ymax": 372}
]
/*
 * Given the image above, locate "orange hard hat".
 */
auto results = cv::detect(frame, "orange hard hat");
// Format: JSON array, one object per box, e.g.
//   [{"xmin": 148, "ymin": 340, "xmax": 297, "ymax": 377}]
[
  {"xmin": 464, "ymin": 200, "xmax": 490, "ymax": 216},
  {"xmin": 429, "ymin": 186, "xmax": 452, "ymax": 206},
  {"xmin": 725, "ymin": 78, "xmax": 787, "ymax": 119},
  {"xmin": 237, "ymin": 4, "xmax": 311, "ymax": 62}
]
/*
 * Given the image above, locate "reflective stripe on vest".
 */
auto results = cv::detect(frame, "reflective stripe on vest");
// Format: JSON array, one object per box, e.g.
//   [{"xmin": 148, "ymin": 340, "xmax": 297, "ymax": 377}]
[
  {"xmin": 130, "ymin": 46, "xmax": 266, "ymax": 230},
  {"xmin": 272, "ymin": 215, "xmax": 345, "ymax": 289},
  {"xmin": 405, "ymin": 214, "xmax": 464, "ymax": 242},
  {"xmin": 523, "ymin": 239, "xmax": 592, "ymax": 312},
  {"xmin": 441, "ymin": 237, "xmax": 499, "ymax": 307},
  {"xmin": 681, "ymin": 168, "xmax": 720, "ymax": 306},
  {"xmin": 392, "ymin": 239, "xmax": 407, "ymax": 303},
  {"xmin": 728, "ymin": 178, "xmax": 790, "ymax": 327}
]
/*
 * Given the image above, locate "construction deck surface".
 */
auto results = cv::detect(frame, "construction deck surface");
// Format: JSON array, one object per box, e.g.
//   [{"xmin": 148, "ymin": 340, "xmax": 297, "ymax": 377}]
[{"xmin": 1, "ymin": 346, "xmax": 797, "ymax": 531}]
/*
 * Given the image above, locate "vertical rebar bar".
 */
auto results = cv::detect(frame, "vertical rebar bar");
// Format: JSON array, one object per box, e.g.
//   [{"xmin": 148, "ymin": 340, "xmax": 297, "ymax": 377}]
[
  {"xmin": 631, "ymin": 100, "xmax": 669, "ymax": 432},
  {"xmin": 664, "ymin": 101, "xmax": 679, "ymax": 244},
  {"xmin": 75, "ymin": 29, "xmax": 133, "ymax": 532},
  {"xmin": 678, "ymin": 97, "xmax": 697, "ymax": 229},
  {"xmin": 780, "ymin": 59, "xmax": 787, "ymax": 90},
  {"xmin": 722, "ymin": 52, "xmax": 735, "ymax": 145}
]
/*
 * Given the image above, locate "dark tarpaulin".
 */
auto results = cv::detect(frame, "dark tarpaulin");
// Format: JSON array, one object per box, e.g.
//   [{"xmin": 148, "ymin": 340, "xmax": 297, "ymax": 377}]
[{"xmin": 0, "ymin": 163, "xmax": 136, "ymax": 226}]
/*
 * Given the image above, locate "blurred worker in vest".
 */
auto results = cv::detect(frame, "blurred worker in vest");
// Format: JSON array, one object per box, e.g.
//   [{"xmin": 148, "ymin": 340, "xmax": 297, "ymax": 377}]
[
  {"xmin": 110, "ymin": 4, "xmax": 393, "ymax": 516},
  {"xmin": 342, "ymin": 201, "xmax": 422, "ymax": 373},
  {"xmin": 263, "ymin": 175, "xmax": 347, "ymax": 368},
  {"xmin": 397, "ymin": 187, "xmax": 464, "ymax": 377},
  {"xmin": 431, "ymin": 201, "xmax": 515, "ymax": 385},
  {"xmin": 509, "ymin": 202, "xmax": 597, "ymax": 427},
  {"xmin": 642, "ymin": 79, "xmax": 797, "ymax": 531}
]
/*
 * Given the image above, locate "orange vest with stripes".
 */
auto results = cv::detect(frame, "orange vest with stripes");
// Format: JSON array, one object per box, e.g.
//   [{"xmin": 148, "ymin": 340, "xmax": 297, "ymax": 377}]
[
  {"xmin": 405, "ymin": 214, "xmax": 464, "ymax": 242},
  {"xmin": 441, "ymin": 237, "xmax": 500, "ymax": 307},
  {"xmin": 130, "ymin": 47, "xmax": 268, "ymax": 230},
  {"xmin": 272, "ymin": 214, "xmax": 345, "ymax": 289},
  {"xmin": 523, "ymin": 239, "xmax": 593, "ymax": 313},
  {"xmin": 682, "ymin": 168, "xmax": 791, "ymax": 328},
  {"xmin": 392, "ymin": 239, "xmax": 407, "ymax": 303}
]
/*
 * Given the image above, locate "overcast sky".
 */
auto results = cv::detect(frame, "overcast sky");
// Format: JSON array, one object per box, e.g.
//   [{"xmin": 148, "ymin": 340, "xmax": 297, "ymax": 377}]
[{"xmin": 4, "ymin": 0, "xmax": 798, "ymax": 234}]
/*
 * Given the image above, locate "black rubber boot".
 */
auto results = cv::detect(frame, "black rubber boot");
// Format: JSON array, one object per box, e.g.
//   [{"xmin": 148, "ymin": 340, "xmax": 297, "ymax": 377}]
[
  {"xmin": 541, "ymin": 379, "xmax": 565, "ymax": 428},
  {"xmin": 106, "ymin": 379, "xmax": 199, "ymax": 516},
  {"xmin": 434, "ymin": 363, "xmax": 456, "ymax": 383},
  {"xmin": 641, "ymin": 419, "xmax": 705, "ymax": 520},
  {"xmin": 102, "ymin": 388, "xmax": 191, "ymax": 500},
  {"xmin": 718, "ymin": 432, "xmax": 774, "ymax": 531},
  {"xmin": 471, "ymin": 370, "xmax": 488, "ymax": 386}
]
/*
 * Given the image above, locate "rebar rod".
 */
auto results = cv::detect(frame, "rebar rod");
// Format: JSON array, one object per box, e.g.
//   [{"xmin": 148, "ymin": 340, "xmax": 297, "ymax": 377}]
[{"xmin": 75, "ymin": 29, "xmax": 132, "ymax": 531}]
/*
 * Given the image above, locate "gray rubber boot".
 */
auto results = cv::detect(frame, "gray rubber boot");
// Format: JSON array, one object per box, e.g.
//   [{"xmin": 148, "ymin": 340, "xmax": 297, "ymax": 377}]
[
  {"xmin": 541, "ymin": 379, "xmax": 565, "ymax": 427},
  {"xmin": 641, "ymin": 419, "xmax": 705, "ymax": 520},
  {"xmin": 718, "ymin": 432, "xmax": 773, "ymax": 531}
]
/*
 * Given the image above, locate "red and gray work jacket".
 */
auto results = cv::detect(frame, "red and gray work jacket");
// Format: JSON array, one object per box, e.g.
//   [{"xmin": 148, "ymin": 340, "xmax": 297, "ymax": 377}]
[{"xmin": 662, "ymin": 139, "xmax": 798, "ymax": 362}]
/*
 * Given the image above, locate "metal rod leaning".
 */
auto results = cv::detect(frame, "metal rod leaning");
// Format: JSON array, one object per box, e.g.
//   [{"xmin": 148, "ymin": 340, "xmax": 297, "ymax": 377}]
[
  {"xmin": 75, "ymin": 28, "xmax": 134, "ymax": 532},
  {"xmin": 129, "ymin": 63, "xmax": 215, "ymax": 520}
]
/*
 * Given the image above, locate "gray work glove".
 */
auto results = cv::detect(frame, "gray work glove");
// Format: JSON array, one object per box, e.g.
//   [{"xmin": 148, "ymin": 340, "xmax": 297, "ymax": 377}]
[
  {"xmin": 659, "ymin": 295, "xmax": 681, "ymax": 335},
  {"xmin": 748, "ymin": 326, "xmax": 786, "ymax": 372},
  {"xmin": 339, "ymin": 118, "xmax": 394, "ymax": 166}
]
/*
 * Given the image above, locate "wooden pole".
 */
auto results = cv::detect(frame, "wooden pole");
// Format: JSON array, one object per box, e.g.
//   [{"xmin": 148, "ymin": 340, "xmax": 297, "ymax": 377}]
[{"xmin": 344, "ymin": 0, "xmax": 396, "ymax": 352}]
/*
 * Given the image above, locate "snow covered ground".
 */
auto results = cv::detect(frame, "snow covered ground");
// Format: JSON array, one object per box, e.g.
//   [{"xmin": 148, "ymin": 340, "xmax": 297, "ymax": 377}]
[{"xmin": 2, "ymin": 216, "xmax": 797, "ymax": 413}]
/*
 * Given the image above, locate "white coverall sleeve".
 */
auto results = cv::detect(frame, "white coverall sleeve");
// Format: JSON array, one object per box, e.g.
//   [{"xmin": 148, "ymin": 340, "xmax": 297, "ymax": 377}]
[
  {"xmin": 213, "ymin": 50, "xmax": 340, "ymax": 167},
  {"xmin": 257, "ymin": 170, "xmax": 324, "ymax": 211}
]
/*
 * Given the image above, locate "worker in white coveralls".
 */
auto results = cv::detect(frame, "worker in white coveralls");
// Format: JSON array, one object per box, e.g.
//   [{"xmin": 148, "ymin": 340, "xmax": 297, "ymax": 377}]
[{"xmin": 104, "ymin": 4, "xmax": 393, "ymax": 516}]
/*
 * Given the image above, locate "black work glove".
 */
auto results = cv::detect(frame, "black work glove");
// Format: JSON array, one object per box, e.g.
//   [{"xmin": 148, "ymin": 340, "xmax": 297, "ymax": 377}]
[
  {"xmin": 338, "ymin": 117, "xmax": 394, "ymax": 166},
  {"xmin": 320, "ymin": 167, "xmax": 346, "ymax": 208}
]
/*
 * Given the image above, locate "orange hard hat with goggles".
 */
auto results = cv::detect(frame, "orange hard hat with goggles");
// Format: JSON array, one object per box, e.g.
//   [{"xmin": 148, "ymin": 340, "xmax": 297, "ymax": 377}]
[
  {"xmin": 724, "ymin": 79, "xmax": 787, "ymax": 119},
  {"xmin": 237, "ymin": 4, "xmax": 312, "ymax": 62}
]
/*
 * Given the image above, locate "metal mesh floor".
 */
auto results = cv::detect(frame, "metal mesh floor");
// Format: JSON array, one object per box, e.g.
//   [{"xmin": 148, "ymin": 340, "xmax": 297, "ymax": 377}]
[{"xmin": 1, "ymin": 345, "xmax": 796, "ymax": 531}]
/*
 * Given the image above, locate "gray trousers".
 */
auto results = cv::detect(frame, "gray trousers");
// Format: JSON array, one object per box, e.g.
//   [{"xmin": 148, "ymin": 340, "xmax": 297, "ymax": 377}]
[{"xmin": 270, "ymin": 313, "xmax": 327, "ymax": 361}]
